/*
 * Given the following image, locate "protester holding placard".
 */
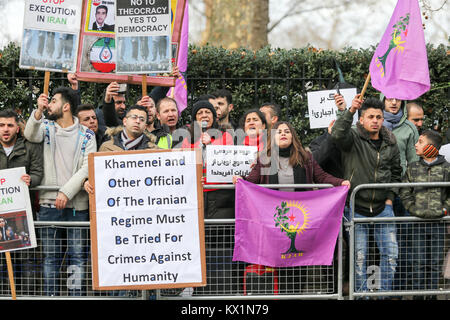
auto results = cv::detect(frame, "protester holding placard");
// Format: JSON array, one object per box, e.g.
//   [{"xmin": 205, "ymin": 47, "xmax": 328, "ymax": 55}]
[
  {"xmin": 98, "ymin": 105, "xmax": 158, "ymax": 153},
  {"xmin": 24, "ymin": 87, "xmax": 97, "ymax": 296},
  {"xmin": 182, "ymin": 100, "xmax": 234, "ymax": 218},
  {"xmin": 100, "ymin": 67, "xmax": 181, "ymax": 130},
  {"xmin": 308, "ymin": 95, "xmax": 348, "ymax": 179},
  {"xmin": 0, "ymin": 109, "xmax": 43, "ymax": 293},
  {"xmin": 0, "ymin": 109, "xmax": 43, "ymax": 188}
]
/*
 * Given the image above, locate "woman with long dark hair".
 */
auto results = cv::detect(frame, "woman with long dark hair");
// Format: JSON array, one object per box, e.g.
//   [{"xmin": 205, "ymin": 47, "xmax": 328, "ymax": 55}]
[
  {"xmin": 233, "ymin": 121, "xmax": 350, "ymax": 189},
  {"xmin": 233, "ymin": 121, "xmax": 349, "ymax": 294}
]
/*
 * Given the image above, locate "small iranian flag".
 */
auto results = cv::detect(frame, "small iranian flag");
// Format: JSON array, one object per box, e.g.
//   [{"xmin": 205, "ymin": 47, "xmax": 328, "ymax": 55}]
[{"xmin": 90, "ymin": 37, "xmax": 116, "ymax": 73}]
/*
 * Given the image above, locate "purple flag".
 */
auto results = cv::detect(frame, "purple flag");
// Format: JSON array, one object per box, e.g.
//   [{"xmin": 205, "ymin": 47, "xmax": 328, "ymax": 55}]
[
  {"xmin": 233, "ymin": 180, "xmax": 348, "ymax": 267},
  {"xmin": 369, "ymin": 0, "xmax": 430, "ymax": 100},
  {"xmin": 168, "ymin": 0, "xmax": 188, "ymax": 113}
]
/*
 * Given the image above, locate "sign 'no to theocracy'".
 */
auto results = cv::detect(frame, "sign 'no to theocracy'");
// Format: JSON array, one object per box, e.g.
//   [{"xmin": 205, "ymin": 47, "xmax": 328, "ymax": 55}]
[{"xmin": 88, "ymin": 149, "xmax": 206, "ymax": 290}]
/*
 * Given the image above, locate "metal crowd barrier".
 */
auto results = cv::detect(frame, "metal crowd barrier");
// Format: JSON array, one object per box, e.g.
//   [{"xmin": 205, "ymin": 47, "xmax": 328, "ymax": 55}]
[
  {"xmin": 2, "ymin": 183, "xmax": 448, "ymax": 300},
  {"xmin": 348, "ymin": 182, "xmax": 450, "ymax": 300},
  {"xmin": 1, "ymin": 183, "xmax": 343, "ymax": 300}
]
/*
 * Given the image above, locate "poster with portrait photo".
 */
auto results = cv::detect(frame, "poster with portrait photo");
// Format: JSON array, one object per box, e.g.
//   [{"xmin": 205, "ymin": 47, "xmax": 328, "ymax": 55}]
[
  {"xmin": 85, "ymin": 0, "xmax": 116, "ymax": 33},
  {"xmin": 76, "ymin": 0, "xmax": 186, "ymax": 86},
  {"xmin": 0, "ymin": 167, "xmax": 36, "ymax": 253}
]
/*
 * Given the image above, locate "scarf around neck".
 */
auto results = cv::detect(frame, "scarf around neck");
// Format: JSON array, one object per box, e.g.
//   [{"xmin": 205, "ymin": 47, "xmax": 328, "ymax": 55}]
[
  {"xmin": 383, "ymin": 109, "xmax": 403, "ymax": 131},
  {"xmin": 121, "ymin": 130, "xmax": 144, "ymax": 150}
]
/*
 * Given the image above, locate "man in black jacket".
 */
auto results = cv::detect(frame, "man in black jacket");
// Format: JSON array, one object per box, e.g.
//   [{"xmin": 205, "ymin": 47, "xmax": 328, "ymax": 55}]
[
  {"xmin": 331, "ymin": 95, "xmax": 402, "ymax": 296},
  {"xmin": 0, "ymin": 109, "xmax": 43, "ymax": 187}
]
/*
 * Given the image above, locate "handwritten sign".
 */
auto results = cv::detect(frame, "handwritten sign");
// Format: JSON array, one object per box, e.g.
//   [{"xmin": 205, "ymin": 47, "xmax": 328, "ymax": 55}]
[
  {"xmin": 115, "ymin": 0, "xmax": 172, "ymax": 74},
  {"xmin": 0, "ymin": 167, "xmax": 37, "ymax": 253},
  {"xmin": 307, "ymin": 88, "xmax": 358, "ymax": 129},
  {"xmin": 206, "ymin": 145, "xmax": 258, "ymax": 183},
  {"xmin": 89, "ymin": 149, "xmax": 206, "ymax": 290},
  {"xmin": 19, "ymin": 0, "xmax": 83, "ymax": 72}
]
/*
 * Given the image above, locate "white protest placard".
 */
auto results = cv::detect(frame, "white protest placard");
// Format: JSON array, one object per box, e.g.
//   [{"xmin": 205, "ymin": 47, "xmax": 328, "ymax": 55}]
[
  {"xmin": 115, "ymin": 0, "xmax": 172, "ymax": 74},
  {"xmin": 19, "ymin": 0, "xmax": 83, "ymax": 72},
  {"xmin": 0, "ymin": 167, "xmax": 37, "ymax": 253},
  {"xmin": 89, "ymin": 149, "xmax": 206, "ymax": 290},
  {"xmin": 307, "ymin": 88, "xmax": 358, "ymax": 129},
  {"xmin": 206, "ymin": 145, "xmax": 258, "ymax": 183}
]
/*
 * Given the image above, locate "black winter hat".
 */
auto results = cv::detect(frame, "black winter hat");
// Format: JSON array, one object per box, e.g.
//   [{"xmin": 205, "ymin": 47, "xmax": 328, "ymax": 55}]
[{"xmin": 191, "ymin": 100, "xmax": 217, "ymax": 120}]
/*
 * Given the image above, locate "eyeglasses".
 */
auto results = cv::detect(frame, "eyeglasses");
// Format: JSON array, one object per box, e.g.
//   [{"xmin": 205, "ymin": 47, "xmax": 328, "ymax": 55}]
[{"xmin": 127, "ymin": 114, "xmax": 146, "ymax": 123}]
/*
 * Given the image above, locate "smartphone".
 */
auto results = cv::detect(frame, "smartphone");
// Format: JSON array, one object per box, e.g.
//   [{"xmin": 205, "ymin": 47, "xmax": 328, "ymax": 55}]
[{"xmin": 118, "ymin": 83, "xmax": 127, "ymax": 93}]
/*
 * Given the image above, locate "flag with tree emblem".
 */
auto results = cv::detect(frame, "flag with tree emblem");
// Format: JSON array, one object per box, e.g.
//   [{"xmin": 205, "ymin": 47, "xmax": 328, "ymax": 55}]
[
  {"xmin": 369, "ymin": 0, "xmax": 430, "ymax": 100},
  {"xmin": 233, "ymin": 180, "xmax": 348, "ymax": 267}
]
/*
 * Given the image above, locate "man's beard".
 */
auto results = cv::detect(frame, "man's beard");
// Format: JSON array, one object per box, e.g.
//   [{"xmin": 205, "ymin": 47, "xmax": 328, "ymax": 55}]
[{"xmin": 45, "ymin": 109, "xmax": 63, "ymax": 121}]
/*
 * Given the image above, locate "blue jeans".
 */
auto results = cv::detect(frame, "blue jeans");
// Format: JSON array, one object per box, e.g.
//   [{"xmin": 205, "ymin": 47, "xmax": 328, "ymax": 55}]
[
  {"xmin": 38, "ymin": 206, "xmax": 89, "ymax": 296},
  {"xmin": 345, "ymin": 205, "xmax": 398, "ymax": 293},
  {"xmin": 411, "ymin": 221, "xmax": 445, "ymax": 291},
  {"xmin": 394, "ymin": 210, "xmax": 413, "ymax": 291}
]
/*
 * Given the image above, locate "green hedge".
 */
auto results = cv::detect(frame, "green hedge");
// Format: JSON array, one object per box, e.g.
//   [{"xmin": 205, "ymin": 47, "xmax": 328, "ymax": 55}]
[{"xmin": 0, "ymin": 41, "xmax": 448, "ymax": 144}]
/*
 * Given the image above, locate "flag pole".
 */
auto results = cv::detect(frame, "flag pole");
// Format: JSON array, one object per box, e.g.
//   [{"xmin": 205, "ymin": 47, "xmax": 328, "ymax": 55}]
[
  {"xmin": 360, "ymin": 73, "xmax": 371, "ymax": 99},
  {"xmin": 5, "ymin": 252, "xmax": 16, "ymax": 300}
]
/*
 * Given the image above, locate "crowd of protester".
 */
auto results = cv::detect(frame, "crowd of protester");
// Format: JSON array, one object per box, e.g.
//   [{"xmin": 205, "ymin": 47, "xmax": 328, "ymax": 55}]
[{"xmin": 0, "ymin": 71, "xmax": 449, "ymax": 299}]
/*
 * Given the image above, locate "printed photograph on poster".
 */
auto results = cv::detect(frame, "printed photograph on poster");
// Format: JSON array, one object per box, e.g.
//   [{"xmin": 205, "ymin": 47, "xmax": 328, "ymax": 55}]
[
  {"xmin": 116, "ymin": 35, "xmax": 170, "ymax": 73},
  {"xmin": 115, "ymin": 0, "xmax": 171, "ymax": 74},
  {"xmin": 85, "ymin": 0, "xmax": 115, "ymax": 33},
  {"xmin": 0, "ymin": 167, "xmax": 37, "ymax": 254},
  {"xmin": 0, "ymin": 212, "xmax": 32, "ymax": 252},
  {"xmin": 19, "ymin": 29, "xmax": 78, "ymax": 72},
  {"xmin": 80, "ymin": 35, "xmax": 116, "ymax": 74}
]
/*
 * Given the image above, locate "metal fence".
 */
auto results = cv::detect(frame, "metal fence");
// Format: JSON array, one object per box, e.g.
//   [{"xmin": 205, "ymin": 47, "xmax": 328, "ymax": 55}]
[
  {"xmin": 347, "ymin": 182, "xmax": 450, "ymax": 300},
  {"xmin": 0, "ymin": 183, "xmax": 449, "ymax": 300}
]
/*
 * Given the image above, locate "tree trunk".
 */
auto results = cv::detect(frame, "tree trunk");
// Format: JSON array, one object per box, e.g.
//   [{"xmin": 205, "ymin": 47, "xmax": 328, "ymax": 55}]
[
  {"xmin": 283, "ymin": 232, "xmax": 301, "ymax": 254},
  {"xmin": 202, "ymin": 0, "xmax": 269, "ymax": 49}
]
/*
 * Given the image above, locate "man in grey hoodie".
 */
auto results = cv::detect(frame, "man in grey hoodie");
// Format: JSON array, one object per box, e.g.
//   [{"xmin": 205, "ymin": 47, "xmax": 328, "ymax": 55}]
[{"xmin": 24, "ymin": 87, "xmax": 96, "ymax": 296}]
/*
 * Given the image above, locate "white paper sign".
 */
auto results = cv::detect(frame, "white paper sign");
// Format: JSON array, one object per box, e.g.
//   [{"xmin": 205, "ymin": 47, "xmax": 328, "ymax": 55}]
[
  {"xmin": 19, "ymin": 0, "xmax": 83, "ymax": 72},
  {"xmin": 206, "ymin": 145, "xmax": 258, "ymax": 183},
  {"xmin": 307, "ymin": 88, "xmax": 358, "ymax": 129},
  {"xmin": 90, "ymin": 150, "xmax": 205, "ymax": 289},
  {"xmin": 0, "ymin": 167, "xmax": 37, "ymax": 253}
]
